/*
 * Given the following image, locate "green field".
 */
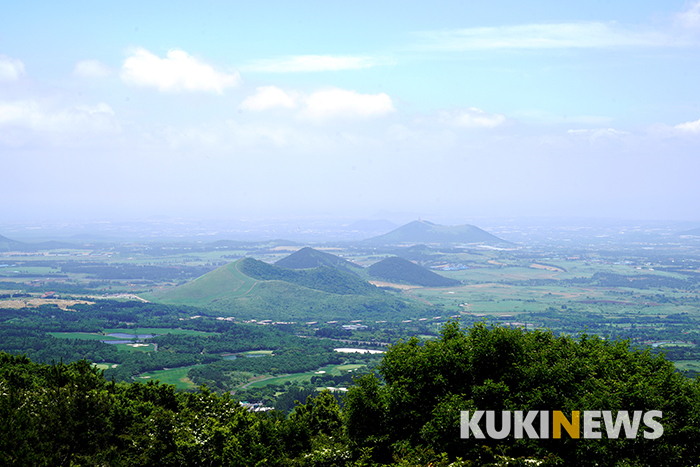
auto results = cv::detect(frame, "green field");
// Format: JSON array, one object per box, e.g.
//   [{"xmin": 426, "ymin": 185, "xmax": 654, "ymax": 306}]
[
  {"xmin": 0, "ymin": 266, "xmax": 59, "ymax": 277},
  {"xmin": 137, "ymin": 366, "xmax": 198, "ymax": 390},
  {"xmin": 332, "ymin": 364, "xmax": 365, "ymax": 372},
  {"xmin": 673, "ymin": 360, "xmax": 700, "ymax": 373},
  {"xmin": 114, "ymin": 343, "xmax": 155, "ymax": 352},
  {"xmin": 92, "ymin": 362, "xmax": 119, "ymax": 370},
  {"xmin": 406, "ymin": 267, "xmax": 700, "ymax": 318},
  {"xmin": 244, "ymin": 350, "xmax": 274, "ymax": 355}
]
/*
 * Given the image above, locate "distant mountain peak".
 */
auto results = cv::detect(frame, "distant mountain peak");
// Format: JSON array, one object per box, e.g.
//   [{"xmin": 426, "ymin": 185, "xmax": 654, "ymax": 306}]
[{"xmin": 362, "ymin": 220, "xmax": 510, "ymax": 246}]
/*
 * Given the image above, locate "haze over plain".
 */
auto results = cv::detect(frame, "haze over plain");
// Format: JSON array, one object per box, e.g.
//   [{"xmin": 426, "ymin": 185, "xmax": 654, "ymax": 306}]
[{"xmin": 2, "ymin": 0, "xmax": 700, "ymax": 223}]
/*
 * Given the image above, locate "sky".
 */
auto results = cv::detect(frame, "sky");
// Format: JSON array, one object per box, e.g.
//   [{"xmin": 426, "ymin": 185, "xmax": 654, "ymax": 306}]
[{"xmin": 2, "ymin": 0, "xmax": 700, "ymax": 224}]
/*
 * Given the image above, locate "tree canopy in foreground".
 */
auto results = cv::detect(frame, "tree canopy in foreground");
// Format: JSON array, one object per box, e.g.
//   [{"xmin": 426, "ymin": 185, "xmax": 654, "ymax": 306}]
[
  {"xmin": 2, "ymin": 322, "xmax": 700, "ymax": 466},
  {"xmin": 345, "ymin": 322, "xmax": 700, "ymax": 466}
]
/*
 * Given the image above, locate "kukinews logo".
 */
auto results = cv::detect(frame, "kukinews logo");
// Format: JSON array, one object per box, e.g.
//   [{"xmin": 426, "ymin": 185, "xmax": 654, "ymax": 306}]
[{"xmin": 461, "ymin": 410, "xmax": 663, "ymax": 440}]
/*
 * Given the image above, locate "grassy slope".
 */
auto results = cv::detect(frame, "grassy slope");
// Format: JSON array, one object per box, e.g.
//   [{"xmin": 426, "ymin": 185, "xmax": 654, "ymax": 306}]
[
  {"xmin": 145, "ymin": 259, "xmax": 258, "ymax": 307},
  {"xmin": 137, "ymin": 366, "xmax": 199, "ymax": 390}
]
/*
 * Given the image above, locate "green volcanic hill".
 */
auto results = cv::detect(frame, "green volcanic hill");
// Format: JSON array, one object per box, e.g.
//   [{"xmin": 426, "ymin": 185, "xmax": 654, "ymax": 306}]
[
  {"xmin": 149, "ymin": 258, "xmax": 430, "ymax": 320},
  {"xmin": 239, "ymin": 257, "xmax": 377, "ymax": 295},
  {"xmin": 274, "ymin": 247, "xmax": 363, "ymax": 274},
  {"xmin": 146, "ymin": 259, "xmax": 259, "ymax": 306},
  {"xmin": 368, "ymin": 256, "xmax": 461, "ymax": 287},
  {"xmin": 362, "ymin": 220, "xmax": 509, "ymax": 246}
]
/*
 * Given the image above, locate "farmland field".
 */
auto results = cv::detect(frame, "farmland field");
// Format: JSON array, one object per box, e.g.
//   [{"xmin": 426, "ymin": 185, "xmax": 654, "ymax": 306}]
[
  {"xmin": 137, "ymin": 366, "xmax": 199, "ymax": 390},
  {"xmin": 114, "ymin": 343, "xmax": 156, "ymax": 352}
]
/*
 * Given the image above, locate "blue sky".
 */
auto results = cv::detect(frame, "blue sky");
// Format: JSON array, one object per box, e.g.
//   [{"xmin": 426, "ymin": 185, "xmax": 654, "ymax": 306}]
[{"xmin": 2, "ymin": 0, "xmax": 700, "ymax": 223}]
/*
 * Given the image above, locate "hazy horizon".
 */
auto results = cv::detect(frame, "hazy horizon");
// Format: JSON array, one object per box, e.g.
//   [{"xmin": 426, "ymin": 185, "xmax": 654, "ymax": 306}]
[{"xmin": 3, "ymin": 1, "xmax": 700, "ymax": 223}]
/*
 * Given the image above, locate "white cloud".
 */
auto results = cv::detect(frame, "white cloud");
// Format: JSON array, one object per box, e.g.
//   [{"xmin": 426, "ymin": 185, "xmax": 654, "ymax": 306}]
[
  {"xmin": 0, "ymin": 100, "xmax": 120, "ymax": 144},
  {"xmin": 241, "ymin": 55, "xmax": 385, "ymax": 73},
  {"xmin": 414, "ymin": 22, "xmax": 677, "ymax": 51},
  {"xmin": 75, "ymin": 102, "xmax": 115, "ymax": 115},
  {"xmin": 567, "ymin": 128, "xmax": 630, "ymax": 142},
  {"xmin": 676, "ymin": 1, "xmax": 700, "ymax": 28},
  {"xmin": 302, "ymin": 88, "xmax": 395, "ymax": 119},
  {"xmin": 73, "ymin": 59, "xmax": 112, "ymax": 78},
  {"xmin": 240, "ymin": 86, "xmax": 297, "ymax": 111},
  {"xmin": 386, "ymin": 124, "xmax": 413, "ymax": 141},
  {"xmin": 675, "ymin": 117, "xmax": 700, "ymax": 132},
  {"xmin": 240, "ymin": 87, "xmax": 394, "ymax": 118},
  {"xmin": 438, "ymin": 108, "xmax": 506, "ymax": 128},
  {"xmin": 563, "ymin": 115, "xmax": 614, "ymax": 125},
  {"xmin": 156, "ymin": 119, "xmax": 329, "ymax": 151},
  {"xmin": 0, "ymin": 55, "xmax": 25, "ymax": 81},
  {"xmin": 120, "ymin": 47, "xmax": 241, "ymax": 93}
]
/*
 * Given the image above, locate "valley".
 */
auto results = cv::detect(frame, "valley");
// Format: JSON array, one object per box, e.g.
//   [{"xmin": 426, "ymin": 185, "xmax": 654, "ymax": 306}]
[{"xmin": 2, "ymin": 219, "xmax": 700, "ymax": 409}]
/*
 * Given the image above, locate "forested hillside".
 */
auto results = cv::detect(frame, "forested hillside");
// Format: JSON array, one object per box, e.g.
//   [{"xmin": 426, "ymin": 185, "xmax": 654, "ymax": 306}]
[{"xmin": 2, "ymin": 322, "xmax": 699, "ymax": 466}]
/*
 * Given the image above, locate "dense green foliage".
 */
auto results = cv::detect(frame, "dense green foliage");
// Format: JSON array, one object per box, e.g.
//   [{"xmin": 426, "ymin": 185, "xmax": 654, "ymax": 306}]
[
  {"xmin": 345, "ymin": 322, "xmax": 700, "ymax": 466},
  {"xmin": 368, "ymin": 256, "xmax": 461, "ymax": 287},
  {"xmin": 3, "ymin": 322, "xmax": 700, "ymax": 466},
  {"xmin": 0, "ymin": 352, "xmax": 347, "ymax": 466}
]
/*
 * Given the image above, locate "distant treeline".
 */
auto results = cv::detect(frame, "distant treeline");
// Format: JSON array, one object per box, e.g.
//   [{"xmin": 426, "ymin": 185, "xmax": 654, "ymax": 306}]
[
  {"xmin": 504, "ymin": 271, "xmax": 699, "ymax": 290},
  {"xmin": 0, "ymin": 293, "xmax": 30, "ymax": 299}
]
